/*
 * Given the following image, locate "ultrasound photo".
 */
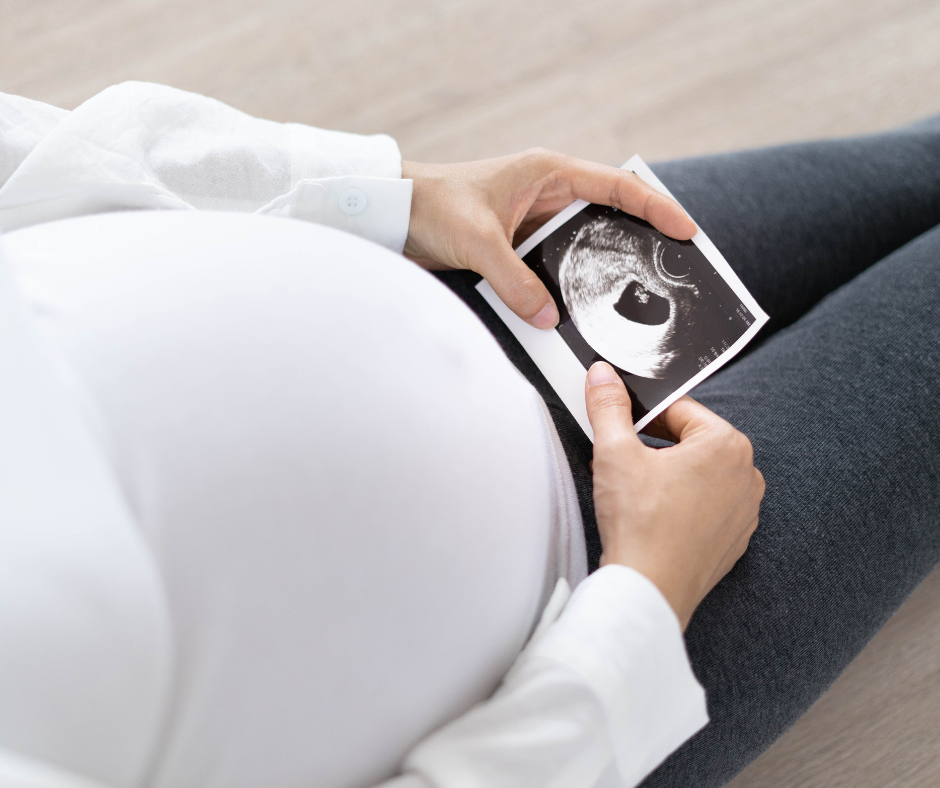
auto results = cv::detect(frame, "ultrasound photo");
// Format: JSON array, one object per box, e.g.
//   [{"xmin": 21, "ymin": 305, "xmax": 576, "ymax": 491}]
[{"xmin": 477, "ymin": 156, "xmax": 768, "ymax": 438}]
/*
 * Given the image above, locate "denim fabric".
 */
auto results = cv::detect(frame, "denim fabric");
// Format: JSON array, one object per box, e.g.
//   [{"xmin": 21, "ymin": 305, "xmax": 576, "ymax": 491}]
[{"xmin": 437, "ymin": 114, "xmax": 940, "ymax": 787}]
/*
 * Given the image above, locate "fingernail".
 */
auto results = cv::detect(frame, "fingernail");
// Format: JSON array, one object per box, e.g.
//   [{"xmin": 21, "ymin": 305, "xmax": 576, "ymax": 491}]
[
  {"xmin": 587, "ymin": 362, "xmax": 619, "ymax": 387},
  {"xmin": 530, "ymin": 301, "xmax": 559, "ymax": 330}
]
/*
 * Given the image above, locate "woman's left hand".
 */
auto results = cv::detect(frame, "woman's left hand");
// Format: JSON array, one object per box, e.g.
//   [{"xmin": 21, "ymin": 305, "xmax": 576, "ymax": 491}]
[{"xmin": 402, "ymin": 150, "xmax": 697, "ymax": 329}]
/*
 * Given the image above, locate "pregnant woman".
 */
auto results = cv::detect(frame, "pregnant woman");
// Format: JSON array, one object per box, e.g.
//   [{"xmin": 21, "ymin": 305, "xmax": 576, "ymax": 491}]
[{"xmin": 1, "ymin": 82, "xmax": 938, "ymax": 788}]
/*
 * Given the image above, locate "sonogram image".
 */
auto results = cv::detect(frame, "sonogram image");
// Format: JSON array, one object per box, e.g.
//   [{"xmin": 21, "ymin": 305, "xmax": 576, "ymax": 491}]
[
  {"xmin": 559, "ymin": 217, "xmax": 709, "ymax": 379},
  {"xmin": 521, "ymin": 203, "xmax": 757, "ymax": 421}
]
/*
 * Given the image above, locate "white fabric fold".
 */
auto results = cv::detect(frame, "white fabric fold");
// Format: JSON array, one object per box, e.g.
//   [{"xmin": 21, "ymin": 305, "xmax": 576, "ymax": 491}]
[
  {"xmin": 394, "ymin": 567, "xmax": 708, "ymax": 788},
  {"xmin": 528, "ymin": 566, "xmax": 709, "ymax": 786},
  {"xmin": 0, "ymin": 83, "xmax": 411, "ymax": 251},
  {"xmin": 288, "ymin": 121, "xmax": 402, "ymax": 181},
  {"xmin": 0, "ymin": 93, "xmax": 68, "ymax": 187}
]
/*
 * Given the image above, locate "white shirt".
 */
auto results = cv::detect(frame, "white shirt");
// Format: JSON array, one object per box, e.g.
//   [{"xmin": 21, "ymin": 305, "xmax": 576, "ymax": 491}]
[{"xmin": 0, "ymin": 83, "xmax": 708, "ymax": 788}]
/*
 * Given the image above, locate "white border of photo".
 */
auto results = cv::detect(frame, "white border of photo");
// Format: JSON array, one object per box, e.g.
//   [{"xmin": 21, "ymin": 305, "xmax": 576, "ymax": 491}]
[{"xmin": 476, "ymin": 154, "xmax": 769, "ymax": 442}]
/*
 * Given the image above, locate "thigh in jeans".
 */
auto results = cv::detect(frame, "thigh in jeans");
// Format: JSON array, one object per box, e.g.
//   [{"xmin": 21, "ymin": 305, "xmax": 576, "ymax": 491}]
[
  {"xmin": 652, "ymin": 116, "xmax": 940, "ymax": 339},
  {"xmin": 639, "ymin": 222, "xmax": 940, "ymax": 788}
]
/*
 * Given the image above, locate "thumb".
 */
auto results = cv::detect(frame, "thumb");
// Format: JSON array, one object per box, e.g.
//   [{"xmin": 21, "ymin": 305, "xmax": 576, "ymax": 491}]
[
  {"xmin": 658, "ymin": 395, "xmax": 728, "ymax": 443},
  {"xmin": 585, "ymin": 362, "xmax": 643, "ymax": 451},
  {"xmin": 472, "ymin": 232, "xmax": 558, "ymax": 329}
]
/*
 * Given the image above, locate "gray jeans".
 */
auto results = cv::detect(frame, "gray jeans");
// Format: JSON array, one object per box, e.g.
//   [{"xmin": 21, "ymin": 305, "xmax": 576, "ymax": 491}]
[{"xmin": 439, "ymin": 113, "xmax": 940, "ymax": 787}]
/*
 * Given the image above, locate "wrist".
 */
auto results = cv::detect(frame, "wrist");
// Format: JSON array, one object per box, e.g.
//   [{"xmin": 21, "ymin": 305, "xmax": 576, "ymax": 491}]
[
  {"xmin": 599, "ymin": 551, "xmax": 694, "ymax": 630},
  {"xmin": 400, "ymin": 161, "xmax": 445, "ymax": 266}
]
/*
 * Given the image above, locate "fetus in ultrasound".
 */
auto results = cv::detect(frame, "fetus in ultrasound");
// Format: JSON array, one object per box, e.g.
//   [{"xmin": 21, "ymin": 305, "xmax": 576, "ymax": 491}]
[{"xmin": 559, "ymin": 218, "xmax": 705, "ymax": 379}]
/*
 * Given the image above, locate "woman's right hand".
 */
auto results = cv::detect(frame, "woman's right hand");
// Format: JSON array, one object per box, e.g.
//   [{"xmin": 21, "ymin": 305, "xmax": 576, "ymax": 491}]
[
  {"xmin": 585, "ymin": 362, "xmax": 765, "ymax": 630},
  {"xmin": 402, "ymin": 151, "xmax": 695, "ymax": 330}
]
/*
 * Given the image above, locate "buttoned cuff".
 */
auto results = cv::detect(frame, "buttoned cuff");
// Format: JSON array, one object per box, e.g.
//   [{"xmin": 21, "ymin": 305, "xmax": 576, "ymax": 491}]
[
  {"xmin": 257, "ymin": 176, "xmax": 413, "ymax": 254},
  {"xmin": 526, "ymin": 565, "xmax": 708, "ymax": 786},
  {"xmin": 288, "ymin": 123, "xmax": 402, "ymax": 181},
  {"xmin": 282, "ymin": 123, "xmax": 412, "ymax": 253}
]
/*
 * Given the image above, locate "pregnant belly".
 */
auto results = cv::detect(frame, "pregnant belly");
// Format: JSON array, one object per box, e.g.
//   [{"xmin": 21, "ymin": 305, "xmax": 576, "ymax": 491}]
[{"xmin": 4, "ymin": 211, "xmax": 555, "ymax": 788}]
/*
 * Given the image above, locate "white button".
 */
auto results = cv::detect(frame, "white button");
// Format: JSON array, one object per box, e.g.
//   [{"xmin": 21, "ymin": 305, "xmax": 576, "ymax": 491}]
[{"xmin": 339, "ymin": 187, "xmax": 367, "ymax": 216}]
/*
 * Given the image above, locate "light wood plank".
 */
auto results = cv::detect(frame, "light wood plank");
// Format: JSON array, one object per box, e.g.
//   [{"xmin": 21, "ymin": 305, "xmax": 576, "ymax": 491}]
[
  {"xmin": 3, "ymin": 0, "xmax": 940, "ymax": 163},
  {"xmin": 728, "ymin": 564, "xmax": 940, "ymax": 788}
]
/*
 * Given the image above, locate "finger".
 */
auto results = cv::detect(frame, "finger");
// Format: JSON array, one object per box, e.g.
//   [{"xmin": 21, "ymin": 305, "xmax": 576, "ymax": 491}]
[
  {"xmin": 640, "ymin": 412, "xmax": 679, "ymax": 444},
  {"xmin": 471, "ymin": 230, "xmax": 558, "ymax": 329},
  {"xmin": 404, "ymin": 252, "xmax": 458, "ymax": 272},
  {"xmin": 657, "ymin": 395, "xmax": 733, "ymax": 444},
  {"xmin": 558, "ymin": 158, "xmax": 697, "ymax": 240},
  {"xmin": 584, "ymin": 362, "xmax": 643, "ymax": 453},
  {"xmin": 751, "ymin": 468, "xmax": 767, "ymax": 511}
]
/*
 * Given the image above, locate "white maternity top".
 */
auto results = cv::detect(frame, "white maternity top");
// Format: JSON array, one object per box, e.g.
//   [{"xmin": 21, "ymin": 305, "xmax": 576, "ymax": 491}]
[{"xmin": 0, "ymin": 83, "xmax": 707, "ymax": 788}]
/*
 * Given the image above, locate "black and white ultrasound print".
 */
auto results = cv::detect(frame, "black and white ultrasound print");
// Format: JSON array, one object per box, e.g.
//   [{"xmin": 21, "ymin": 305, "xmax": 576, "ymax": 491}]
[
  {"xmin": 477, "ymin": 156, "xmax": 768, "ymax": 437},
  {"xmin": 522, "ymin": 203, "xmax": 759, "ymax": 426}
]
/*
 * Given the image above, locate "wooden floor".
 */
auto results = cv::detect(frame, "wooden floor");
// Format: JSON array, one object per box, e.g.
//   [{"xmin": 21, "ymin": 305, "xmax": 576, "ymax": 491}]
[{"xmin": 4, "ymin": 1, "xmax": 940, "ymax": 785}]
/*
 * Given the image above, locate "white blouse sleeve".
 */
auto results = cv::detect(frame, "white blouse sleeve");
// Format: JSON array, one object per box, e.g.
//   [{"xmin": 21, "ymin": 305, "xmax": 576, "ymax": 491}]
[
  {"xmin": 375, "ymin": 566, "xmax": 709, "ymax": 788},
  {"xmin": 0, "ymin": 93, "xmax": 69, "ymax": 187},
  {"xmin": 0, "ymin": 84, "xmax": 412, "ymax": 252}
]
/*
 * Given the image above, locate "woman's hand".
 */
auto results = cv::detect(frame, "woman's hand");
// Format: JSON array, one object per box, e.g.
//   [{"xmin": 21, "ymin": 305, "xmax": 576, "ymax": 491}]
[
  {"xmin": 585, "ymin": 362, "xmax": 765, "ymax": 630},
  {"xmin": 401, "ymin": 150, "xmax": 696, "ymax": 329}
]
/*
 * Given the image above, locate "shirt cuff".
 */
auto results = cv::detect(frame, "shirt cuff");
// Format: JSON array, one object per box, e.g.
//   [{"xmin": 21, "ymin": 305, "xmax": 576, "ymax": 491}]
[
  {"xmin": 526, "ymin": 565, "xmax": 708, "ymax": 786},
  {"xmin": 288, "ymin": 123, "xmax": 402, "ymax": 181},
  {"xmin": 257, "ymin": 175, "xmax": 413, "ymax": 254},
  {"xmin": 283, "ymin": 122, "xmax": 411, "ymax": 253}
]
